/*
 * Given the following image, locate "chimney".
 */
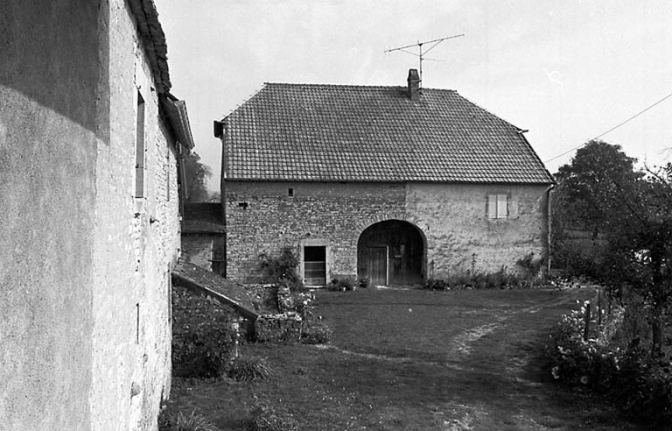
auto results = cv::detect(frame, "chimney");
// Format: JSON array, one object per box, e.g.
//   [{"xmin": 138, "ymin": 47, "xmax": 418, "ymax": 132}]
[{"xmin": 407, "ymin": 69, "xmax": 421, "ymax": 101}]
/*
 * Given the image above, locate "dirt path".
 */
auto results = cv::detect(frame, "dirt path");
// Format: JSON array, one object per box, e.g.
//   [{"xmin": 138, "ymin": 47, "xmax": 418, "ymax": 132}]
[{"xmin": 313, "ymin": 287, "xmax": 645, "ymax": 431}]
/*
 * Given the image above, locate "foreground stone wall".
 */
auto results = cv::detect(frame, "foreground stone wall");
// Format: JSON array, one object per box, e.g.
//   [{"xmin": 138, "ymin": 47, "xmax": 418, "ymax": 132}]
[
  {"xmin": 91, "ymin": 1, "xmax": 178, "ymax": 430},
  {"xmin": 0, "ymin": 1, "xmax": 99, "ymax": 429},
  {"xmin": 225, "ymin": 181, "xmax": 549, "ymax": 283}
]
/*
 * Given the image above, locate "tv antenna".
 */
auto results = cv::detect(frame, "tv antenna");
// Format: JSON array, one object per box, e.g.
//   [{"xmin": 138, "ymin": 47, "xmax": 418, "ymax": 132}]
[{"xmin": 385, "ymin": 34, "xmax": 465, "ymax": 87}]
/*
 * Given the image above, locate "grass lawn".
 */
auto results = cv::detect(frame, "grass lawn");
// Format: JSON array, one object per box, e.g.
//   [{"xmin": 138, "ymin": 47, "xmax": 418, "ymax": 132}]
[{"xmin": 168, "ymin": 287, "xmax": 655, "ymax": 430}]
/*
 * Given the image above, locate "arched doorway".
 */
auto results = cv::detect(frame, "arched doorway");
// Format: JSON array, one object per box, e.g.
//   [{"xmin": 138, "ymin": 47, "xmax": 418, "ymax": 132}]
[{"xmin": 357, "ymin": 220, "xmax": 425, "ymax": 286}]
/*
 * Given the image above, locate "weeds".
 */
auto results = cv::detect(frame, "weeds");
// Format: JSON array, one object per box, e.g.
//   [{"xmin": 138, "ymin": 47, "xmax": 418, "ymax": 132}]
[
  {"xmin": 159, "ymin": 408, "xmax": 220, "ymax": 431},
  {"xmin": 226, "ymin": 354, "xmax": 273, "ymax": 382},
  {"xmin": 248, "ymin": 402, "xmax": 299, "ymax": 431},
  {"xmin": 327, "ymin": 275, "xmax": 357, "ymax": 291}
]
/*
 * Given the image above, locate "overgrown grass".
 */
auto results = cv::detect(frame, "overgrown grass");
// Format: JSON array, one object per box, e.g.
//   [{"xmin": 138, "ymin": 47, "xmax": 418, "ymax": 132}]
[
  {"xmin": 159, "ymin": 408, "xmax": 220, "ymax": 431},
  {"xmin": 168, "ymin": 288, "xmax": 650, "ymax": 430}
]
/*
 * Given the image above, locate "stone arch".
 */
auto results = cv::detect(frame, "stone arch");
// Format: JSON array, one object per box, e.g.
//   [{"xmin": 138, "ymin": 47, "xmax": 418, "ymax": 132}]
[{"xmin": 357, "ymin": 219, "xmax": 427, "ymax": 287}]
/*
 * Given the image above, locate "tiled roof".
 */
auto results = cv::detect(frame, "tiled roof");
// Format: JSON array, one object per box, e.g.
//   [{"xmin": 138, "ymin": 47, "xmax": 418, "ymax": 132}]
[{"xmin": 223, "ymin": 83, "xmax": 553, "ymax": 184}]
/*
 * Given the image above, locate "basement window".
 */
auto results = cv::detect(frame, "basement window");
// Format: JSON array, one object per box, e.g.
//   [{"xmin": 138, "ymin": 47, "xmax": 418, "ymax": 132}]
[{"xmin": 487, "ymin": 194, "xmax": 508, "ymax": 219}]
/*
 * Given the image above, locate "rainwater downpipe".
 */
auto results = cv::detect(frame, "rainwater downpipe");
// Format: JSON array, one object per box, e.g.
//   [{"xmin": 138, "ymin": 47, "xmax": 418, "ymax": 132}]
[{"xmin": 545, "ymin": 183, "xmax": 556, "ymax": 275}]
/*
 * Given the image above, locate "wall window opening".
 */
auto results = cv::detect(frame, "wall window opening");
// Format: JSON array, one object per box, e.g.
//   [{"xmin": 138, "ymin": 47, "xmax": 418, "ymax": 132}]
[
  {"xmin": 135, "ymin": 91, "xmax": 146, "ymax": 199},
  {"xmin": 487, "ymin": 194, "xmax": 508, "ymax": 219}
]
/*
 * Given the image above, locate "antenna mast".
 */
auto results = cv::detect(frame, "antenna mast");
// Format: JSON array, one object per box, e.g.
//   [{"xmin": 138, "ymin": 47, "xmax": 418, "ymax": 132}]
[{"xmin": 385, "ymin": 34, "xmax": 465, "ymax": 87}]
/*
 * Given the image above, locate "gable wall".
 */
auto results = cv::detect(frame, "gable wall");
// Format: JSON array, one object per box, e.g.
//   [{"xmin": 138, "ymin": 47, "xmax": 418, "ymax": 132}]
[
  {"xmin": 224, "ymin": 181, "xmax": 549, "ymax": 283},
  {"xmin": 406, "ymin": 183, "xmax": 549, "ymax": 278}
]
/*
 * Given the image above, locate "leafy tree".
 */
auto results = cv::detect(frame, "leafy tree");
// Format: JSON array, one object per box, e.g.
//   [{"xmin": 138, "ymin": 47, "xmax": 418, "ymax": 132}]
[
  {"xmin": 551, "ymin": 141, "xmax": 642, "ymax": 275},
  {"xmin": 183, "ymin": 151, "xmax": 212, "ymax": 203},
  {"xmin": 600, "ymin": 163, "xmax": 672, "ymax": 356},
  {"xmin": 553, "ymin": 140, "xmax": 642, "ymax": 238},
  {"xmin": 553, "ymin": 141, "xmax": 671, "ymax": 356}
]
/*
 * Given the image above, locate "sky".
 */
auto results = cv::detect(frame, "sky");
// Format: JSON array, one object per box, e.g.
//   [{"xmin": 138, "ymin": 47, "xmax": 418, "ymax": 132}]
[{"xmin": 155, "ymin": 0, "xmax": 672, "ymax": 192}]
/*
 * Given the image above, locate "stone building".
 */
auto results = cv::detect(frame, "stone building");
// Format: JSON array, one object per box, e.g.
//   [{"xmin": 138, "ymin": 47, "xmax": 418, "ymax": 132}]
[
  {"xmin": 215, "ymin": 70, "xmax": 554, "ymax": 287},
  {"xmin": 181, "ymin": 203, "xmax": 227, "ymax": 276},
  {"xmin": 1, "ymin": 1, "xmax": 194, "ymax": 430}
]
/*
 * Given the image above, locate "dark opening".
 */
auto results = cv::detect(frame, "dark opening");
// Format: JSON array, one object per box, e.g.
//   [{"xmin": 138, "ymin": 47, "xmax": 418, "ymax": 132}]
[
  {"xmin": 288, "ymin": 188, "xmax": 294, "ymax": 197},
  {"xmin": 304, "ymin": 246, "xmax": 326, "ymax": 286},
  {"xmin": 357, "ymin": 220, "xmax": 425, "ymax": 286}
]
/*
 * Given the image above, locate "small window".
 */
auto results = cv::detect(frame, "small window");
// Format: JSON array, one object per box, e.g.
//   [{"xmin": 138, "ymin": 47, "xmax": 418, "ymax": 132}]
[
  {"xmin": 135, "ymin": 91, "xmax": 145, "ymax": 199},
  {"xmin": 288, "ymin": 188, "xmax": 294, "ymax": 197},
  {"xmin": 166, "ymin": 147, "xmax": 171, "ymax": 201},
  {"xmin": 487, "ymin": 194, "xmax": 508, "ymax": 219}
]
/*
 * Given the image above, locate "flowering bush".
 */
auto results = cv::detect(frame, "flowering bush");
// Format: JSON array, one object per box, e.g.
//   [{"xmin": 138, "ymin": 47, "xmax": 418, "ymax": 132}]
[
  {"xmin": 547, "ymin": 300, "xmax": 672, "ymax": 428},
  {"xmin": 172, "ymin": 285, "xmax": 238, "ymax": 378}
]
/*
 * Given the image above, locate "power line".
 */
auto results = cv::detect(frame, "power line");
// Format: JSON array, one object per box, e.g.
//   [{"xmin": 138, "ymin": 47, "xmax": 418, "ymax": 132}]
[{"xmin": 544, "ymin": 90, "xmax": 672, "ymax": 164}]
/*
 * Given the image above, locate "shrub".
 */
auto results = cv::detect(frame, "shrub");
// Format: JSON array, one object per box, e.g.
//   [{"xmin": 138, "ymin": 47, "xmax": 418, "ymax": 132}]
[
  {"xmin": 327, "ymin": 276, "xmax": 357, "ymax": 291},
  {"xmin": 259, "ymin": 247, "xmax": 304, "ymax": 291},
  {"xmin": 516, "ymin": 252, "xmax": 545, "ymax": 279},
  {"xmin": 226, "ymin": 354, "xmax": 273, "ymax": 382},
  {"xmin": 300, "ymin": 316, "xmax": 332, "ymax": 344},
  {"xmin": 423, "ymin": 268, "xmax": 526, "ymax": 291},
  {"xmin": 357, "ymin": 277, "xmax": 370, "ymax": 288},
  {"xmin": 159, "ymin": 408, "xmax": 220, "ymax": 431},
  {"xmin": 547, "ymin": 301, "xmax": 672, "ymax": 428},
  {"xmin": 172, "ymin": 286, "xmax": 238, "ymax": 378},
  {"xmin": 424, "ymin": 278, "xmax": 450, "ymax": 290}
]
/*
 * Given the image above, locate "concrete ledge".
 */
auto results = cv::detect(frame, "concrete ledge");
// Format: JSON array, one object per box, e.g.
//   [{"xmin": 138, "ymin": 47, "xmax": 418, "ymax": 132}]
[{"xmin": 172, "ymin": 262, "xmax": 258, "ymax": 321}]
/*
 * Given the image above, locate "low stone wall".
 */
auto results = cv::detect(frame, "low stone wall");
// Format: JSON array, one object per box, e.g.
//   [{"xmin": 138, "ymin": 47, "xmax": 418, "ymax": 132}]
[{"xmin": 254, "ymin": 314, "xmax": 303, "ymax": 343}]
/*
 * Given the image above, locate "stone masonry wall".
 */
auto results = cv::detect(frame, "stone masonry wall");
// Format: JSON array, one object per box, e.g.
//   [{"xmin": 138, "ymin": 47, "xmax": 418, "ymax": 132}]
[
  {"xmin": 225, "ymin": 181, "xmax": 406, "ymax": 282},
  {"xmin": 225, "ymin": 181, "xmax": 549, "ymax": 284},
  {"xmin": 181, "ymin": 235, "xmax": 215, "ymax": 271},
  {"xmin": 90, "ymin": 1, "xmax": 178, "ymax": 430},
  {"xmin": 406, "ymin": 183, "xmax": 549, "ymax": 278}
]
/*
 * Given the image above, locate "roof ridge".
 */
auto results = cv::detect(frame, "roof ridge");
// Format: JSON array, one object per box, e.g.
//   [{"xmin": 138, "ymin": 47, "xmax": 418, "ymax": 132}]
[{"xmin": 263, "ymin": 82, "xmax": 458, "ymax": 92}]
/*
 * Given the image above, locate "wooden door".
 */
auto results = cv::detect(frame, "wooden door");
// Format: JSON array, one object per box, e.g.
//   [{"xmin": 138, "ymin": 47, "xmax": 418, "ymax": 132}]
[
  {"xmin": 211, "ymin": 236, "xmax": 226, "ymax": 277},
  {"xmin": 367, "ymin": 246, "xmax": 388, "ymax": 286}
]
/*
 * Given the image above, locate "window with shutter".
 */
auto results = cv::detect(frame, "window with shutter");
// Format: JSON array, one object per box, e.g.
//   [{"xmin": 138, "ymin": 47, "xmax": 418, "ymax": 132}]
[
  {"xmin": 497, "ymin": 194, "xmax": 508, "ymax": 218},
  {"xmin": 487, "ymin": 193, "xmax": 510, "ymax": 219},
  {"xmin": 487, "ymin": 194, "xmax": 497, "ymax": 219}
]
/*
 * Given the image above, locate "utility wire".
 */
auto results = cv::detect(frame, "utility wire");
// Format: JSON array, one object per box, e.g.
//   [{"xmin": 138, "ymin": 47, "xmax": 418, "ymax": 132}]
[{"xmin": 544, "ymin": 90, "xmax": 672, "ymax": 164}]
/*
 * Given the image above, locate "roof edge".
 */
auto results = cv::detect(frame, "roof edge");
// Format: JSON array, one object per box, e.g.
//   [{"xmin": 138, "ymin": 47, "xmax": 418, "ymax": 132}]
[
  {"xmin": 161, "ymin": 94, "xmax": 195, "ymax": 150},
  {"xmin": 223, "ymin": 178, "xmax": 555, "ymax": 185},
  {"xmin": 127, "ymin": 0, "xmax": 171, "ymax": 93}
]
